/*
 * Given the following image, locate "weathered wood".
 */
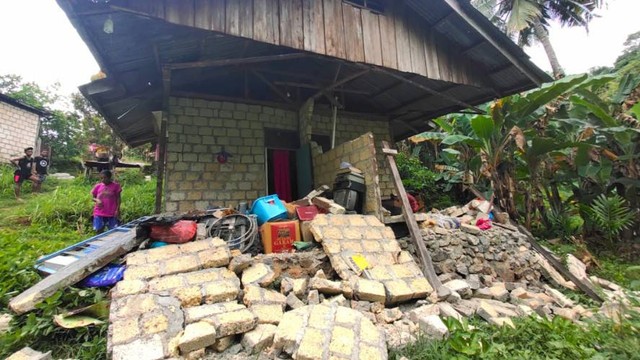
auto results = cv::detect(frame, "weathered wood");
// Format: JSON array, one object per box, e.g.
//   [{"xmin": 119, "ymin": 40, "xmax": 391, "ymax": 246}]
[
  {"xmin": 381, "ymin": 148, "xmax": 398, "ymax": 155},
  {"xmin": 341, "ymin": 4, "xmax": 365, "ymax": 62},
  {"xmin": 323, "ymin": 0, "xmax": 346, "ymax": 59},
  {"xmin": 238, "ymin": 0, "xmax": 253, "ymax": 38},
  {"xmin": 517, "ymin": 225, "xmax": 604, "ymax": 303},
  {"xmin": 155, "ymin": 68, "xmax": 171, "ymax": 214},
  {"xmin": 273, "ymin": 81, "xmax": 370, "ymax": 95},
  {"xmin": 225, "ymin": 0, "xmax": 240, "ymax": 36},
  {"xmin": 407, "ymin": 13, "xmax": 427, "ymax": 77},
  {"xmin": 9, "ymin": 229, "xmax": 142, "ymax": 314},
  {"xmin": 393, "ymin": 3, "xmax": 412, "ymax": 72},
  {"xmin": 166, "ymin": 53, "xmax": 307, "ymax": 70},
  {"xmin": 254, "ymin": 0, "xmax": 279, "ymax": 45},
  {"xmin": 302, "ymin": 0, "xmax": 325, "ymax": 54},
  {"xmin": 382, "ymin": 141, "xmax": 445, "ymax": 295},
  {"xmin": 424, "ymin": 28, "xmax": 441, "ymax": 80},
  {"xmin": 361, "ymin": 10, "xmax": 383, "ymax": 66},
  {"xmin": 194, "ymin": 0, "xmax": 225, "ymax": 31},
  {"xmin": 121, "ymin": 0, "xmax": 165, "ymax": 18},
  {"xmin": 378, "ymin": 13, "xmax": 398, "ymax": 69},
  {"xmin": 308, "ymin": 69, "xmax": 369, "ymax": 102},
  {"xmin": 252, "ymin": 71, "xmax": 292, "ymax": 103},
  {"xmin": 280, "ymin": 0, "xmax": 304, "ymax": 48},
  {"xmin": 165, "ymin": 0, "xmax": 194, "ymax": 26},
  {"xmin": 172, "ymin": 91, "xmax": 299, "ymax": 110}
]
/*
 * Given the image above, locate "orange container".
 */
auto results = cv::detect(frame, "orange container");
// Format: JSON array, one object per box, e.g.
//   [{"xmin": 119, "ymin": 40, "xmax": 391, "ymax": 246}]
[{"xmin": 260, "ymin": 220, "xmax": 301, "ymax": 254}]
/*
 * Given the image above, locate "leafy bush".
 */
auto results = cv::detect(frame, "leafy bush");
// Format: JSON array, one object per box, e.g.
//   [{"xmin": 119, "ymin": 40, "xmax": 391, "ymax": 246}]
[
  {"xmin": 586, "ymin": 194, "xmax": 636, "ymax": 243},
  {"xmin": 547, "ymin": 208, "xmax": 584, "ymax": 241},
  {"xmin": 396, "ymin": 152, "xmax": 455, "ymax": 209}
]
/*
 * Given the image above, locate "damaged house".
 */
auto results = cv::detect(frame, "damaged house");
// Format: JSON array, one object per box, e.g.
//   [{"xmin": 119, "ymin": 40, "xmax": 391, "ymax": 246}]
[{"xmin": 57, "ymin": 0, "xmax": 550, "ymax": 217}]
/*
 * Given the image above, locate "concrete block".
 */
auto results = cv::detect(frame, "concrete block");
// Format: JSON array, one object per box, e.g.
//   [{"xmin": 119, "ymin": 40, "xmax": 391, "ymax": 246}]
[{"xmin": 178, "ymin": 321, "xmax": 217, "ymax": 353}]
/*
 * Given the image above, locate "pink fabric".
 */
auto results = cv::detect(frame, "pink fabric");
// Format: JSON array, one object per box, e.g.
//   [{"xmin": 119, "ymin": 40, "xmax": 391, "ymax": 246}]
[
  {"xmin": 273, "ymin": 150, "xmax": 292, "ymax": 202},
  {"xmin": 91, "ymin": 182, "xmax": 122, "ymax": 217},
  {"xmin": 476, "ymin": 218, "xmax": 492, "ymax": 230}
]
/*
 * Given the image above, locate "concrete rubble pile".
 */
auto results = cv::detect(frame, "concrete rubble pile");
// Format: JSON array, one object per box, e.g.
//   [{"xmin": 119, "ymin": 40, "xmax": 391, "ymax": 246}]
[{"xmin": 10, "ymin": 213, "xmax": 637, "ymax": 360}]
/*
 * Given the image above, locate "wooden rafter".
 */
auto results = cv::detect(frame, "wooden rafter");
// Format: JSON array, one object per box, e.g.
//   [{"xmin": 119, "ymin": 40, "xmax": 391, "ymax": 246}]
[
  {"xmin": 252, "ymin": 71, "xmax": 293, "ymax": 103},
  {"xmin": 273, "ymin": 81, "xmax": 370, "ymax": 95},
  {"xmin": 165, "ymin": 53, "xmax": 307, "ymax": 70},
  {"xmin": 308, "ymin": 69, "xmax": 370, "ymax": 102}
]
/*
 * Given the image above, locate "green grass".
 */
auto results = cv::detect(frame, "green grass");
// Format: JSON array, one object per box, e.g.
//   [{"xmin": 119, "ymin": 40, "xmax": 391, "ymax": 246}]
[{"xmin": 0, "ymin": 166, "xmax": 154, "ymax": 358}]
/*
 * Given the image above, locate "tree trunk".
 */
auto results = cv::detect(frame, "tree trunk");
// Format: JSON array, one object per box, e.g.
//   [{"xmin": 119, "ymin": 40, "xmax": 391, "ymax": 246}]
[{"xmin": 532, "ymin": 20, "xmax": 565, "ymax": 79}]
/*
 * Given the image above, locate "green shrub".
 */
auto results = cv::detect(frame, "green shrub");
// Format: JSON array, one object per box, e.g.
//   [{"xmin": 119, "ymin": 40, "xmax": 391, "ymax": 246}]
[
  {"xmin": 586, "ymin": 194, "xmax": 636, "ymax": 243},
  {"xmin": 396, "ymin": 152, "xmax": 455, "ymax": 209}
]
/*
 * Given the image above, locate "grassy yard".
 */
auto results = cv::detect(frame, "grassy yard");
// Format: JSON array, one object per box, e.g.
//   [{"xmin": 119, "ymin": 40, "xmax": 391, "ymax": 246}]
[{"xmin": 0, "ymin": 166, "xmax": 154, "ymax": 358}]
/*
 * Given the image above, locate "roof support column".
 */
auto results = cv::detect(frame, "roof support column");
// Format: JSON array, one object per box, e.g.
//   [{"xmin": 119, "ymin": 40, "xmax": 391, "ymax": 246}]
[{"xmin": 155, "ymin": 68, "xmax": 171, "ymax": 214}]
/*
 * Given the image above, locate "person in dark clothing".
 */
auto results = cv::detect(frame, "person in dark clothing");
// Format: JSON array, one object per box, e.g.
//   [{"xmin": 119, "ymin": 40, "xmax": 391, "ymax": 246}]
[
  {"xmin": 33, "ymin": 149, "xmax": 50, "ymax": 193},
  {"xmin": 10, "ymin": 147, "xmax": 38, "ymax": 201}
]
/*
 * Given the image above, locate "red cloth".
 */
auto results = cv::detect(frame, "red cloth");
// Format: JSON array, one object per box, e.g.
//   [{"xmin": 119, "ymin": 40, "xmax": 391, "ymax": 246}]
[
  {"xmin": 273, "ymin": 150, "xmax": 292, "ymax": 202},
  {"xmin": 150, "ymin": 220, "xmax": 197, "ymax": 244},
  {"xmin": 476, "ymin": 218, "xmax": 492, "ymax": 230},
  {"xmin": 407, "ymin": 193, "xmax": 419, "ymax": 213}
]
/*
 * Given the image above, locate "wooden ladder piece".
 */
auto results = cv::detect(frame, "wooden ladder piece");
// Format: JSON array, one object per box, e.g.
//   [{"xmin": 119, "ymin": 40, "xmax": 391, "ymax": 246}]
[{"xmin": 382, "ymin": 141, "xmax": 448, "ymax": 297}]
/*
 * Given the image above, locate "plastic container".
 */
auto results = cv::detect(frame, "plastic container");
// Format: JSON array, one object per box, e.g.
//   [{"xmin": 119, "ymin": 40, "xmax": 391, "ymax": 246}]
[{"xmin": 250, "ymin": 194, "xmax": 288, "ymax": 225}]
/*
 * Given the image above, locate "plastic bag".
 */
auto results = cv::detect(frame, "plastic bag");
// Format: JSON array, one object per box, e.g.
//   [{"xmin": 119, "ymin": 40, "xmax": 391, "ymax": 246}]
[
  {"xmin": 80, "ymin": 263, "xmax": 126, "ymax": 287},
  {"xmin": 149, "ymin": 220, "xmax": 197, "ymax": 244}
]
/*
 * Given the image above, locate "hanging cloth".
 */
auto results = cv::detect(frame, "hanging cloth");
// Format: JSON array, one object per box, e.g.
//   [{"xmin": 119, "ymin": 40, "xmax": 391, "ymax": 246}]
[{"xmin": 273, "ymin": 150, "xmax": 292, "ymax": 202}]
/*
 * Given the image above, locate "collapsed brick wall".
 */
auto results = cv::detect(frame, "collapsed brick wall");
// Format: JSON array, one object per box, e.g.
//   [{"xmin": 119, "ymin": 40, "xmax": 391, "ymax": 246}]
[
  {"xmin": 312, "ymin": 133, "xmax": 383, "ymax": 216},
  {"xmin": 0, "ymin": 101, "xmax": 40, "ymax": 162},
  {"xmin": 165, "ymin": 97, "xmax": 393, "ymax": 212}
]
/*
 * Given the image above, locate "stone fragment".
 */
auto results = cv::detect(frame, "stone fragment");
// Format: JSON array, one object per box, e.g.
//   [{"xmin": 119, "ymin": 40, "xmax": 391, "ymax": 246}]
[
  {"xmin": 460, "ymin": 224, "xmax": 481, "ymax": 235},
  {"xmin": 178, "ymin": 321, "xmax": 217, "ymax": 353},
  {"xmin": 553, "ymin": 307, "xmax": 579, "ymax": 321},
  {"xmin": 243, "ymin": 285, "xmax": 286, "ymax": 308},
  {"xmin": 438, "ymin": 302, "xmax": 463, "ymax": 321},
  {"xmin": 476, "ymin": 301, "xmax": 499, "ymax": 322},
  {"xmin": 112, "ymin": 280, "xmax": 148, "ymax": 298},
  {"xmin": 408, "ymin": 304, "xmax": 440, "ymax": 323},
  {"xmin": 196, "ymin": 223, "xmax": 207, "ymax": 240},
  {"xmin": 242, "ymin": 324, "xmax": 277, "ymax": 354},
  {"xmin": 286, "ymin": 292, "xmax": 305, "ymax": 310},
  {"xmin": 376, "ymin": 308, "xmax": 403, "ymax": 324},
  {"xmin": 370, "ymin": 302, "xmax": 385, "ymax": 314},
  {"xmin": 307, "ymin": 290, "xmax": 320, "ymax": 305},
  {"xmin": 544, "ymin": 285, "xmax": 575, "ymax": 308},
  {"xmin": 280, "ymin": 277, "xmax": 295, "ymax": 295},
  {"xmin": 241, "ymin": 263, "xmax": 276, "ymax": 287},
  {"xmin": 6, "ymin": 347, "xmax": 52, "ymax": 360},
  {"xmin": 112, "ymin": 335, "xmax": 165, "ymax": 360},
  {"xmin": 489, "ymin": 283, "xmax": 509, "ymax": 302},
  {"xmin": 443, "ymin": 279, "xmax": 472, "ymax": 298},
  {"xmin": 324, "ymin": 294, "xmax": 348, "ymax": 307},
  {"xmin": 213, "ymin": 335, "xmax": 236, "ymax": 352},
  {"xmin": 418, "ymin": 315, "xmax": 449, "ymax": 339},
  {"xmin": 308, "ymin": 277, "xmax": 342, "ymax": 295},
  {"xmin": 183, "ymin": 302, "xmax": 246, "ymax": 323},
  {"xmin": 0, "ymin": 313, "xmax": 13, "ymax": 334},
  {"xmin": 183, "ymin": 348, "xmax": 205, "ymax": 360},
  {"xmin": 250, "ymin": 304, "xmax": 285, "ymax": 325},
  {"xmin": 228, "ymin": 254, "xmax": 252, "ymax": 273},
  {"xmin": 489, "ymin": 317, "xmax": 515, "ymax": 328},
  {"xmin": 452, "ymin": 300, "xmax": 477, "ymax": 317},
  {"xmin": 208, "ymin": 307, "xmax": 258, "ymax": 337}
]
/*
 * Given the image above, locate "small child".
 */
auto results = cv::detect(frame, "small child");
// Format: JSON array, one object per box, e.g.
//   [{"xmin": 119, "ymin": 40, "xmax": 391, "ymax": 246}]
[{"xmin": 91, "ymin": 170, "xmax": 122, "ymax": 233}]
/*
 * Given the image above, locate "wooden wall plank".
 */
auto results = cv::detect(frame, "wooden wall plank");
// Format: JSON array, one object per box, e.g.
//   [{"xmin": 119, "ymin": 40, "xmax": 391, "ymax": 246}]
[
  {"xmin": 341, "ymin": 4, "xmax": 365, "ymax": 62},
  {"xmin": 379, "ymin": 12, "xmax": 397, "ymax": 69},
  {"xmin": 361, "ymin": 10, "xmax": 383, "ymax": 66},
  {"xmin": 323, "ymin": 0, "xmax": 346, "ymax": 59},
  {"xmin": 302, "ymin": 0, "xmax": 325, "ymax": 54},
  {"xmin": 393, "ymin": 4, "xmax": 412, "ymax": 72},
  {"xmin": 165, "ymin": 0, "xmax": 195, "ymax": 26},
  {"xmin": 194, "ymin": 0, "xmax": 225, "ymax": 32},
  {"xmin": 438, "ymin": 45, "xmax": 454, "ymax": 82},
  {"xmin": 280, "ymin": 0, "xmax": 304, "ymax": 48},
  {"xmin": 424, "ymin": 28, "xmax": 441, "ymax": 80},
  {"xmin": 254, "ymin": 0, "xmax": 279, "ymax": 45},
  {"xmin": 225, "ymin": 0, "xmax": 240, "ymax": 36},
  {"xmin": 122, "ymin": 0, "xmax": 165, "ymax": 18},
  {"xmin": 407, "ymin": 13, "xmax": 427, "ymax": 76},
  {"xmin": 238, "ymin": 0, "xmax": 253, "ymax": 38}
]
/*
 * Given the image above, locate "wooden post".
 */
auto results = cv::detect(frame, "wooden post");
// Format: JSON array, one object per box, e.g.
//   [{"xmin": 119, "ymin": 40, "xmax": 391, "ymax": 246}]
[
  {"xmin": 155, "ymin": 68, "xmax": 171, "ymax": 214},
  {"xmin": 382, "ymin": 141, "xmax": 448, "ymax": 296}
]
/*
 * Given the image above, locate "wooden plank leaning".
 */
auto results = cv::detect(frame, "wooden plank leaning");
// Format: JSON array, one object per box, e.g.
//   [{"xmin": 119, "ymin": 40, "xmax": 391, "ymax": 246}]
[
  {"xmin": 382, "ymin": 141, "xmax": 449, "ymax": 298},
  {"xmin": 9, "ymin": 228, "xmax": 142, "ymax": 314}
]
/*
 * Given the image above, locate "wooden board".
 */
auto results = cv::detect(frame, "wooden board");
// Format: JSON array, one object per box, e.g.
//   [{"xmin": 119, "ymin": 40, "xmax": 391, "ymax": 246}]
[
  {"xmin": 382, "ymin": 141, "xmax": 445, "ymax": 295},
  {"xmin": 9, "ymin": 229, "xmax": 142, "ymax": 314},
  {"xmin": 437, "ymin": 44, "xmax": 454, "ymax": 83},
  {"xmin": 341, "ymin": 4, "xmax": 365, "ymax": 62},
  {"xmin": 424, "ymin": 28, "xmax": 441, "ymax": 80},
  {"xmin": 302, "ymin": 0, "xmax": 325, "ymax": 54},
  {"xmin": 164, "ymin": 0, "xmax": 194, "ymax": 26},
  {"xmin": 393, "ymin": 4, "xmax": 412, "ymax": 72},
  {"xmin": 407, "ymin": 14, "xmax": 427, "ymax": 76},
  {"xmin": 378, "ymin": 13, "xmax": 398, "ymax": 69},
  {"xmin": 122, "ymin": 0, "xmax": 165, "ymax": 18},
  {"xmin": 323, "ymin": 0, "xmax": 346, "ymax": 59},
  {"xmin": 194, "ymin": 0, "xmax": 225, "ymax": 31},
  {"xmin": 225, "ymin": 0, "xmax": 240, "ymax": 36},
  {"xmin": 361, "ymin": 10, "xmax": 383, "ymax": 66},
  {"xmin": 238, "ymin": 0, "xmax": 253, "ymax": 38},
  {"xmin": 254, "ymin": 0, "xmax": 280, "ymax": 45},
  {"xmin": 280, "ymin": 0, "xmax": 304, "ymax": 48}
]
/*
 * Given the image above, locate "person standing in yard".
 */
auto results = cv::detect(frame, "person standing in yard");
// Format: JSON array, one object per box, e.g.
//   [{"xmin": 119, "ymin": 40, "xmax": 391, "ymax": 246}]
[
  {"xmin": 91, "ymin": 170, "xmax": 122, "ymax": 233},
  {"xmin": 10, "ymin": 147, "xmax": 38, "ymax": 201},
  {"xmin": 32, "ymin": 149, "xmax": 50, "ymax": 193}
]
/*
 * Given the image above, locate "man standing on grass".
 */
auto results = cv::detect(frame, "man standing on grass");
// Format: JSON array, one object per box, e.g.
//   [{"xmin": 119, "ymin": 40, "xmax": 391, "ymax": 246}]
[
  {"xmin": 32, "ymin": 149, "xmax": 50, "ymax": 193},
  {"xmin": 91, "ymin": 170, "xmax": 122, "ymax": 233},
  {"xmin": 10, "ymin": 147, "xmax": 38, "ymax": 201}
]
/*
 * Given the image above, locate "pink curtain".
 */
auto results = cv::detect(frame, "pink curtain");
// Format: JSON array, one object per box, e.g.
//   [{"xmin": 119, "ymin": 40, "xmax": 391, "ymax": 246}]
[{"xmin": 273, "ymin": 150, "xmax": 292, "ymax": 202}]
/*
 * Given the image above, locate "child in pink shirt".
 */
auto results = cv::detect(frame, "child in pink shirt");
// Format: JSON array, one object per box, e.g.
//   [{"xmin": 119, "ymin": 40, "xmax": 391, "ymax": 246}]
[{"xmin": 91, "ymin": 170, "xmax": 122, "ymax": 232}]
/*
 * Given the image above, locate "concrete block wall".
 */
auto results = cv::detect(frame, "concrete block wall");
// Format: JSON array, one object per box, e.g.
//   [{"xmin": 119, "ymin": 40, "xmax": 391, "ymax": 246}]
[
  {"xmin": 312, "ymin": 133, "xmax": 383, "ymax": 216},
  {"xmin": 0, "ymin": 102, "xmax": 40, "ymax": 162},
  {"xmin": 164, "ymin": 97, "xmax": 394, "ymax": 212}
]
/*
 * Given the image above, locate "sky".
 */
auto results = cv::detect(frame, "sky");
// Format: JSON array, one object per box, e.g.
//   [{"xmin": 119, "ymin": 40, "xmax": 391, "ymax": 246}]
[{"xmin": 0, "ymin": 0, "xmax": 639, "ymax": 99}]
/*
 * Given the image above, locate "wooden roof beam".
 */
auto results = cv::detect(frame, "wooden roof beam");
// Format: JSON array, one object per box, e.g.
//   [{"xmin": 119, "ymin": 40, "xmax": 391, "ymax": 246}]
[
  {"xmin": 252, "ymin": 71, "xmax": 293, "ymax": 103},
  {"xmin": 165, "ymin": 53, "xmax": 308, "ymax": 70},
  {"xmin": 307, "ymin": 69, "xmax": 370, "ymax": 102},
  {"xmin": 273, "ymin": 81, "xmax": 370, "ymax": 95}
]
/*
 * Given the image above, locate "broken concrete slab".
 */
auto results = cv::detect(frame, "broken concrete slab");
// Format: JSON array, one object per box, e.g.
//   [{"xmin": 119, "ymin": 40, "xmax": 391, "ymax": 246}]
[
  {"xmin": 241, "ymin": 263, "xmax": 276, "ymax": 287},
  {"xmin": 6, "ymin": 347, "xmax": 52, "ymax": 360},
  {"xmin": 242, "ymin": 324, "xmax": 277, "ymax": 354},
  {"xmin": 443, "ymin": 279, "xmax": 472, "ymax": 298},
  {"xmin": 544, "ymin": 285, "xmax": 575, "ymax": 308},
  {"xmin": 273, "ymin": 304, "xmax": 387, "ymax": 360},
  {"xmin": 178, "ymin": 321, "xmax": 217, "ymax": 354},
  {"xmin": 408, "ymin": 304, "xmax": 440, "ymax": 323},
  {"xmin": 418, "ymin": 315, "xmax": 448, "ymax": 339}
]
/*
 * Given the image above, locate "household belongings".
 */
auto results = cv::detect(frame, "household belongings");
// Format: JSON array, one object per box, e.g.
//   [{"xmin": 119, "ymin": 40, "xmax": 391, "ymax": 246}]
[{"xmin": 332, "ymin": 166, "xmax": 365, "ymax": 213}]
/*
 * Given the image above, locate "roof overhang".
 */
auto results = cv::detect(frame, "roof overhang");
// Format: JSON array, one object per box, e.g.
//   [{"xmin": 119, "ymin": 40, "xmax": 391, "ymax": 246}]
[{"xmin": 59, "ymin": 0, "xmax": 552, "ymax": 145}]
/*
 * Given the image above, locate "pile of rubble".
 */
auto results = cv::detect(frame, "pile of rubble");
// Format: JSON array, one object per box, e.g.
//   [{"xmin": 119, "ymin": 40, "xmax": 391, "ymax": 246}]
[{"xmin": 7, "ymin": 213, "xmax": 638, "ymax": 360}]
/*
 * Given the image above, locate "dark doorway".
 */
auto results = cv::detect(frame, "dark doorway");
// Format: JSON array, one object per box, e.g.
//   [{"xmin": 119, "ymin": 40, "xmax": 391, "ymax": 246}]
[{"xmin": 264, "ymin": 128, "xmax": 300, "ymax": 202}]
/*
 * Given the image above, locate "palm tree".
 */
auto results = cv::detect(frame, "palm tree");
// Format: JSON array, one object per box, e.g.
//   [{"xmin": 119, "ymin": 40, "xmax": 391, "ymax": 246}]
[{"xmin": 472, "ymin": 0, "xmax": 605, "ymax": 79}]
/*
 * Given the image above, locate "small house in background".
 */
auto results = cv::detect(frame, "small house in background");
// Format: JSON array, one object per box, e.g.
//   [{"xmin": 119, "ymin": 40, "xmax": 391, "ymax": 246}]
[
  {"xmin": 0, "ymin": 93, "xmax": 47, "ymax": 162},
  {"xmin": 57, "ymin": 0, "xmax": 551, "ymax": 219}
]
